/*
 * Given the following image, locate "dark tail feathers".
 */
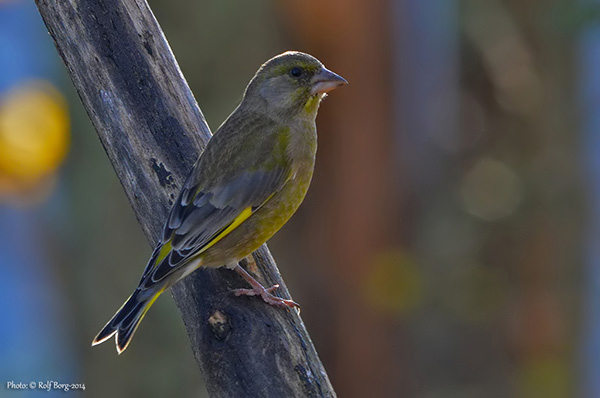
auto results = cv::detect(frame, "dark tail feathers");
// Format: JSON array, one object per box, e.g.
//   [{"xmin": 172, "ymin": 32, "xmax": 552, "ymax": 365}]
[{"xmin": 92, "ymin": 288, "xmax": 162, "ymax": 354}]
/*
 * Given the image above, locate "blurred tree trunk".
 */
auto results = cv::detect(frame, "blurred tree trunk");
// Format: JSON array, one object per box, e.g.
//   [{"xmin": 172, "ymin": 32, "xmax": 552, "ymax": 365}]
[{"xmin": 279, "ymin": 1, "xmax": 405, "ymax": 397}]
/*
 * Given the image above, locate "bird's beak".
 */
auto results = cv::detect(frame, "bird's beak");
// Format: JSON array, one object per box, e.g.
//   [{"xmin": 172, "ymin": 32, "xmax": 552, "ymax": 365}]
[{"xmin": 311, "ymin": 68, "xmax": 348, "ymax": 96}]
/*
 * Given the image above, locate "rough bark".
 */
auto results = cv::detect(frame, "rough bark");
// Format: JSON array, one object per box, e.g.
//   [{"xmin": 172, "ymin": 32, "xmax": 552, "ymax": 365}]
[{"xmin": 34, "ymin": 0, "xmax": 335, "ymax": 397}]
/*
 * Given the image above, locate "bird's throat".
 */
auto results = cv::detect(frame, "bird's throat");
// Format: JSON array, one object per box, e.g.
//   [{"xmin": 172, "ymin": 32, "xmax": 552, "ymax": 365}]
[{"xmin": 303, "ymin": 94, "xmax": 324, "ymax": 115}]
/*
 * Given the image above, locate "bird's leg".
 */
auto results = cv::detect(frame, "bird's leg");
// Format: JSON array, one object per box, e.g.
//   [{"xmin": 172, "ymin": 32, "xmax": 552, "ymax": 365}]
[{"xmin": 232, "ymin": 264, "xmax": 300, "ymax": 310}]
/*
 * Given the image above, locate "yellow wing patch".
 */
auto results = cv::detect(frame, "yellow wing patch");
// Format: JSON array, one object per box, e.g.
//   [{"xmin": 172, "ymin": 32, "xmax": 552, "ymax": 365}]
[
  {"xmin": 155, "ymin": 240, "xmax": 172, "ymax": 264},
  {"xmin": 157, "ymin": 185, "xmax": 284, "ymax": 270},
  {"xmin": 195, "ymin": 189, "xmax": 282, "ymax": 255},
  {"xmin": 196, "ymin": 206, "xmax": 254, "ymax": 255}
]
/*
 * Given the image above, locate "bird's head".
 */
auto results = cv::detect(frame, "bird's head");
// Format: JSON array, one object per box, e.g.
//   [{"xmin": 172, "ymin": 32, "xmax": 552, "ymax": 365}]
[{"xmin": 243, "ymin": 51, "xmax": 347, "ymax": 118}]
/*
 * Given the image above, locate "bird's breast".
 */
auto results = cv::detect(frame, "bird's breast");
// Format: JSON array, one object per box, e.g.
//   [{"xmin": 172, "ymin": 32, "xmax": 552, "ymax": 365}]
[{"xmin": 197, "ymin": 119, "xmax": 318, "ymax": 267}]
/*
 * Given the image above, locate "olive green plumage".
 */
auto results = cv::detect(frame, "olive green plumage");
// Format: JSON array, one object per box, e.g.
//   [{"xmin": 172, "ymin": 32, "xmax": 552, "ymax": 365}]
[{"xmin": 92, "ymin": 51, "xmax": 347, "ymax": 354}]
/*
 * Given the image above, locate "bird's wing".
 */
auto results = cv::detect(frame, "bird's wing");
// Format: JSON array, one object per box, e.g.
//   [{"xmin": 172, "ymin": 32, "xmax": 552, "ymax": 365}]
[{"xmin": 138, "ymin": 114, "xmax": 291, "ymax": 289}]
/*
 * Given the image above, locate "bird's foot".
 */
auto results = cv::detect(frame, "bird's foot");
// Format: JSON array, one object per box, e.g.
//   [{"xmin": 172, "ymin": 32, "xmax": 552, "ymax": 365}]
[
  {"xmin": 232, "ymin": 284, "xmax": 300, "ymax": 310},
  {"xmin": 232, "ymin": 264, "xmax": 300, "ymax": 311}
]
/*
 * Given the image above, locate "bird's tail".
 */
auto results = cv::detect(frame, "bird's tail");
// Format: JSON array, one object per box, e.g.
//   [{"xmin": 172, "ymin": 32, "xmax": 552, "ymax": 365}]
[{"xmin": 92, "ymin": 287, "xmax": 165, "ymax": 354}]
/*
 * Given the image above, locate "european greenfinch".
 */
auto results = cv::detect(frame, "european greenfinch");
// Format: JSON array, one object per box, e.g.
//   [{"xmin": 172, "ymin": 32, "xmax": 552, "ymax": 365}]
[{"xmin": 92, "ymin": 51, "xmax": 347, "ymax": 354}]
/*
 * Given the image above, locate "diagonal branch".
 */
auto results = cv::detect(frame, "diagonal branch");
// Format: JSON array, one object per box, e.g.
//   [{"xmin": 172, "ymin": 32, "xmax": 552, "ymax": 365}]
[{"xmin": 34, "ymin": 0, "xmax": 335, "ymax": 396}]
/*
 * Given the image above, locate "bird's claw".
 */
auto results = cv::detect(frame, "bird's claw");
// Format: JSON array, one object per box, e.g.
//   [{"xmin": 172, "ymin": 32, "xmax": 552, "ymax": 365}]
[{"xmin": 232, "ymin": 284, "xmax": 300, "ymax": 311}]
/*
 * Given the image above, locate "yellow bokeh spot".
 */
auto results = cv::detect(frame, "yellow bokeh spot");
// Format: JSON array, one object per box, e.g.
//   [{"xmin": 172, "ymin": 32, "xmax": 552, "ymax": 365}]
[
  {"xmin": 364, "ymin": 249, "xmax": 423, "ymax": 315},
  {"xmin": 517, "ymin": 355, "xmax": 571, "ymax": 398},
  {"xmin": 0, "ymin": 81, "xmax": 70, "ymax": 197}
]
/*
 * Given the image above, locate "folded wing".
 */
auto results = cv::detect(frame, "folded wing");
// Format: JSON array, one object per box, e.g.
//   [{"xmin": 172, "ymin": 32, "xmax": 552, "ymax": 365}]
[{"xmin": 139, "ymin": 114, "xmax": 291, "ymax": 289}]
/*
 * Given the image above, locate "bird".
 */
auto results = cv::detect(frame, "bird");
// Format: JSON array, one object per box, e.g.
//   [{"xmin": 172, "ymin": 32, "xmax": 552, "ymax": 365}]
[{"xmin": 91, "ymin": 51, "xmax": 347, "ymax": 354}]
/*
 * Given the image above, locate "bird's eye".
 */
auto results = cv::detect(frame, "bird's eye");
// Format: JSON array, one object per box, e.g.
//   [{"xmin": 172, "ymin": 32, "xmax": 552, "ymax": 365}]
[{"xmin": 290, "ymin": 67, "xmax": 303, "ymax": 78}]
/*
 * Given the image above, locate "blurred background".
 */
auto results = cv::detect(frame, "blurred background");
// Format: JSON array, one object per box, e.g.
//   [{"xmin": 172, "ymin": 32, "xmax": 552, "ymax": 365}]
[{"xmin": 1, "ymin": 0, "xmax": 599, "ymax": 397}]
